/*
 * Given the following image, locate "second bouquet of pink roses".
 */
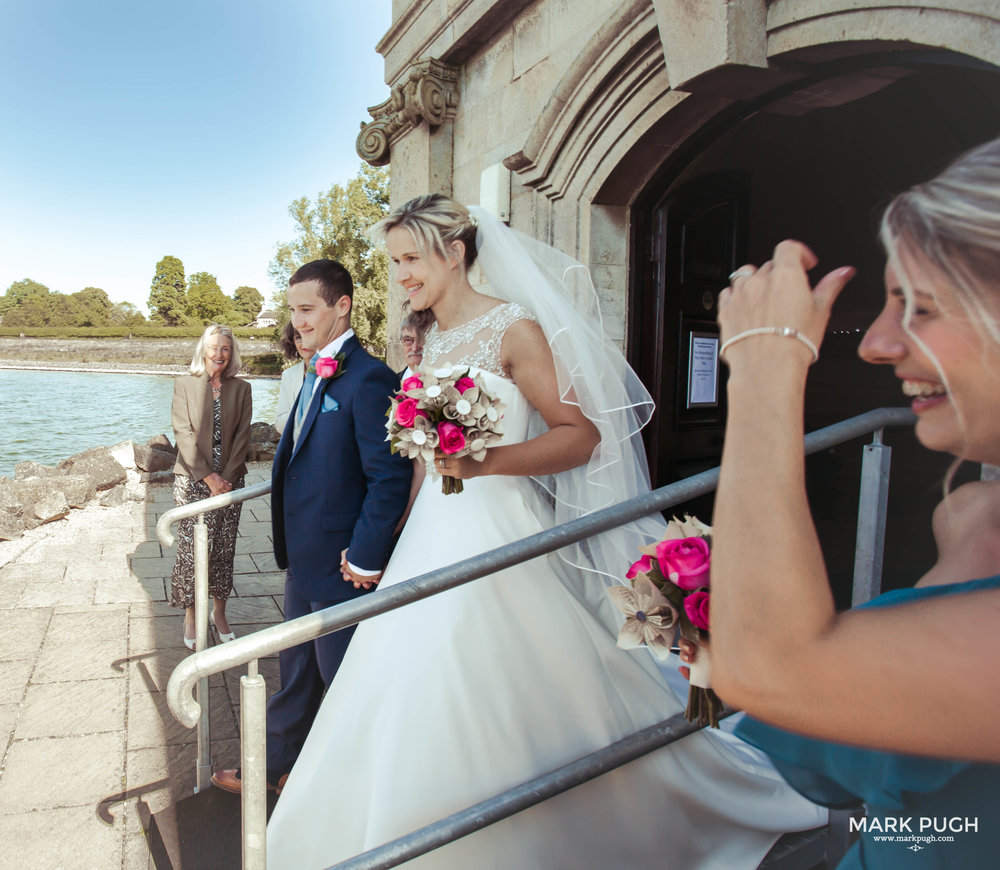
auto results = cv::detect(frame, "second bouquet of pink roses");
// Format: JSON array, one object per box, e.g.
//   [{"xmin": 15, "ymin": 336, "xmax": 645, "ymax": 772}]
[
  {"xmin": 385, "ymin": 364, "xmax": 506, "ymax": 494},
  {"xmin": 606, "ymin": 514, "xmax": 723, "ymax": 728}
]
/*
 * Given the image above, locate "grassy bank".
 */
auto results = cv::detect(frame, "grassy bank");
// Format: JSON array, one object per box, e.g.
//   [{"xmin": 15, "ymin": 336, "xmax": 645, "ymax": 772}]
[{"xmin": 0, "ymin": 336, "xmax": 284, "ymax": 375}]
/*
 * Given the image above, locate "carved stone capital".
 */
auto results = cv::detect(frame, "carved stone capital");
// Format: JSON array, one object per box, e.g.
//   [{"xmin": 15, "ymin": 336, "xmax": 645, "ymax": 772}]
[{"xmin": 357, "ymin": 58, "xmax": 460, "ymax": 166}]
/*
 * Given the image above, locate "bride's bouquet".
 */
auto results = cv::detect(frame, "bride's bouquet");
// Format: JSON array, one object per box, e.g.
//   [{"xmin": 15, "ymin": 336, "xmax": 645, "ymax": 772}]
[
  {"xmin": 386, "ymin": 364, "xmax": 505, "ymax": 495},
  {"xmin": 607, "ymin": 515, "xmax": 724, "ymax": 728}
]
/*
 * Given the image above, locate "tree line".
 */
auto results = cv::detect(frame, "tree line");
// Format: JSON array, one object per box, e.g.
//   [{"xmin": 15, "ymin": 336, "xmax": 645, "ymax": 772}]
[{"xmin": 0, "ymin": 164, "xmax": 391, "ymax": 349}]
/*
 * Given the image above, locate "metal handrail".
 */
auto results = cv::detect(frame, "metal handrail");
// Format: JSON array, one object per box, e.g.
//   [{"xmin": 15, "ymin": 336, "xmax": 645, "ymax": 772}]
[
  {"xmin": 165, "ymin": 405, "xmax": 915, "ymax": 725},
  {"xmin": 160, "ymin": 405, "xmax": 915, "ymax": 869},
  {"xmin": 157, "ymin": 479, "xmax": 272, "ymax": 547}
]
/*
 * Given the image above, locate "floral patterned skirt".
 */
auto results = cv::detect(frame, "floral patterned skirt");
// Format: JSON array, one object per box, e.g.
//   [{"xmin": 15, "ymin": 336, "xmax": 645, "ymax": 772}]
[{"xmin": 169, "ymin": 474, "xmax": 245, "ymax": 608}]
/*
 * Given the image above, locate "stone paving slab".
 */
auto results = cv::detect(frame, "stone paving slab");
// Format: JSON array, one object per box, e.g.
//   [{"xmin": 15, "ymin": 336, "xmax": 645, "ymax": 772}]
[{"xmin": 0, "ymin": 463, "xmax": 285, "ymax": 868}]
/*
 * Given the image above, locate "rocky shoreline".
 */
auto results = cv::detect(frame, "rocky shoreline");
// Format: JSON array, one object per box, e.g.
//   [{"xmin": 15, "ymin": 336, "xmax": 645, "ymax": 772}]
[{"xmin": 0, "ymin": 425, "xmax": 280, "ymax": 543}]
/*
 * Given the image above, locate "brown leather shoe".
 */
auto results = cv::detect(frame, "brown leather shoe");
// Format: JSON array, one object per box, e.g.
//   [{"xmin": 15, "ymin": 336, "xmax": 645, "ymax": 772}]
[{"xmin": 211, "ymin": 769, "xmax": 288, "ymax": 794}]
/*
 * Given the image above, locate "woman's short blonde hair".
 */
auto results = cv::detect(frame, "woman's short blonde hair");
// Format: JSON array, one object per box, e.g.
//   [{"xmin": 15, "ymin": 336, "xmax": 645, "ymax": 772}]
[
  {"xmin": 881, "ymin": 136, "xmax": 1000, "ymax": 348},
  {"xmin": 369, "ymin": 193, "xmax": 479, "ymax": 270},
  {"xmin": 189, "ymin": 325, "xmax": 241, "ymax": 378}
]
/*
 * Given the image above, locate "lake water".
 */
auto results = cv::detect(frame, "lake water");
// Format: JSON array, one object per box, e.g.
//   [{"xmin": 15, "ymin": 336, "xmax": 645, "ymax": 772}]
[{"xmin": 0, "ymin": 369, "xmax": 282, "ymax": 478}]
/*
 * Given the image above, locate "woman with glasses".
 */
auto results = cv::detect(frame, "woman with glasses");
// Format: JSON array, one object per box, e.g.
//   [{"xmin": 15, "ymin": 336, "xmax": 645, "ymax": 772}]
[{"xmin": 170, "ymin": 324, "xmax": 252, "ymax": 649}]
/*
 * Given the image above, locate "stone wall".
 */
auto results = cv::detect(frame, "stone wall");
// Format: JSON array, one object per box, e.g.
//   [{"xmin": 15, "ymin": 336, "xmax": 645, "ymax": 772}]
[{"xmin": 363, "ymin": 0, "xmax": 1000, "ymax": 367}]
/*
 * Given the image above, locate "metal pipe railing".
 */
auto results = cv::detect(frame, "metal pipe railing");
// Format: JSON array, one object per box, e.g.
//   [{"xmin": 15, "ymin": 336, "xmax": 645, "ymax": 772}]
[
  {"xmin": 160, "ymin": 406, "xmax": 915, "ymax": 869},
  {"xmin": 165, "ymin": 405, "xmax": 915, "ymax": 726},
  {"xmin": 330, "ymin": 708, "xmax": 737, "ymax": 870},
  {"xmin": 157, "ymin": 479, "xmax": 271, "ymax": 547}
]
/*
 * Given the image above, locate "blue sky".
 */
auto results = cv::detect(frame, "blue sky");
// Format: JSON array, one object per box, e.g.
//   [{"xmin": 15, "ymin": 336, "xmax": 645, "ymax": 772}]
[{"xmin": 0, "ymin": 0, "xmax": 393, "ymax": 314}]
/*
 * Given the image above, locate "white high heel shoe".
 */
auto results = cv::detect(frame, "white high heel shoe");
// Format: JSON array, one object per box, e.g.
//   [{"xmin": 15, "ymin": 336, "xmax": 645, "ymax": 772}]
[{"xmin": 210, "ymin": 611, "xmax": 236, "ymax": 642}]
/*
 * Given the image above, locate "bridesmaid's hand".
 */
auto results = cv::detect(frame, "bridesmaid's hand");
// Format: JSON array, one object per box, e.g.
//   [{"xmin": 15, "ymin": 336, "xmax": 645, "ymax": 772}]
[
  {"xmin": 717, "ymin": 241, "xmax": 855, "ymax": 367},
  {"xmin": 677, "ymin": 637, "xmax": 705, "ymax": 681}
]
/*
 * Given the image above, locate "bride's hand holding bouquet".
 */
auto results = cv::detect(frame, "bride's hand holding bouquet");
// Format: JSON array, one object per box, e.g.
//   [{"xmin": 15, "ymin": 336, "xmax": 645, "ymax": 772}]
[{"xmin": 386, "ymin": 364, "xmax": 505, "ymax": 494}]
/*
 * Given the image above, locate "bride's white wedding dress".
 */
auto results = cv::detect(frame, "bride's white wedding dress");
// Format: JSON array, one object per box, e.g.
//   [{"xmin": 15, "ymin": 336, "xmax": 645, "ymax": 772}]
[{"xmin": 266, "ymin": 305, "xmax": 825, "ymax": 869}]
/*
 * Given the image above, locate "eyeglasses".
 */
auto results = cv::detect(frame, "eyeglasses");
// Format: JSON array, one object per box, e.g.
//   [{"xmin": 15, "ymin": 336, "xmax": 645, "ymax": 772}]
[{"xmin": 401, "ymin": 336, "xmax": 419, "ymax": 347}]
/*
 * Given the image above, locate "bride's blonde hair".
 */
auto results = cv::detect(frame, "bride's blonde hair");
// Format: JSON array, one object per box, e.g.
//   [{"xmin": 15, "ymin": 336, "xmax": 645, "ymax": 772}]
[{"xmin": 369, "ymin": 194, "xmax": 479, "ymax": 270}]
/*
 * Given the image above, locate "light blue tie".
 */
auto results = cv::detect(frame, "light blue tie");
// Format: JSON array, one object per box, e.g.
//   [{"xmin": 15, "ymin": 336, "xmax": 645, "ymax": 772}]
[{"xmin": 296, "ymin": 353, "xmax": 319, "ymax": 428}]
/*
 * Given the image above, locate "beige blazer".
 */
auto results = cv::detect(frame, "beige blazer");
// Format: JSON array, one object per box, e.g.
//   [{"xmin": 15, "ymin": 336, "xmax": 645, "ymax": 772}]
[{"xmin": 171, "ymin": 374, "xmax": 253, "ymax": 482}]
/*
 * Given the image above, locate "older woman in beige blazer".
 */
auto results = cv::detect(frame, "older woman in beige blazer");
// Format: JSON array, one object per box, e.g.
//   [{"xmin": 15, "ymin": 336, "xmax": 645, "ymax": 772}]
[{"xmin": 171, "ymin": 325, "xmax": 252, "ymax": 650}]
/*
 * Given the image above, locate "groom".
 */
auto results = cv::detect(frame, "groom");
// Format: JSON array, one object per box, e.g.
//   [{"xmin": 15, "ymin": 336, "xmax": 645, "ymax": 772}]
[{"xmin": 213, "ymin": 259, "xmax": 411, "ymax": 793}]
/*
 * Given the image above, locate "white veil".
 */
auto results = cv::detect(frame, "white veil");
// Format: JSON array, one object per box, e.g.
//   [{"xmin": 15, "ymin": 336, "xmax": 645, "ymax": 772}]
[{"xmin": 469, "ymin": 205, "xmax": 667, "ymax": 584}]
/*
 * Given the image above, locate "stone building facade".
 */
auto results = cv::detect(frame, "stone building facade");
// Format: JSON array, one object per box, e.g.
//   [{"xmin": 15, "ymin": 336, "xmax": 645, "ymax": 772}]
[{"xmin": 359, "ymin": 0, "xmax": 1000, "ymax": 594}]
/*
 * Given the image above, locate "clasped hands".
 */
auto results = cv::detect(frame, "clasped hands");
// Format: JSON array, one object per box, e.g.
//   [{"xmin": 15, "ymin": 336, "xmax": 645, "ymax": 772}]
[
  {"xmin": 204, "ymin": 472, "xmax": 233, "ymax": 496},
  {"xmin": 340, "ymin": 548, "xmax": 383, "ymax": 590}
]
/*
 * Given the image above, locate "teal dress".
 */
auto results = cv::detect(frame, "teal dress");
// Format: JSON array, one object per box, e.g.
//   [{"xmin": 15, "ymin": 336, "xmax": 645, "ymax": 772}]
[{"xmin": 735, "ymin": 576, "xmax": 1000, "ymax": 869}]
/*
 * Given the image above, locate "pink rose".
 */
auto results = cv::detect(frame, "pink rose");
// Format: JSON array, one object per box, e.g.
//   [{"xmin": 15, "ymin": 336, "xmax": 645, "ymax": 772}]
[
  {"xmin": 655, "ymin": 537, "xmax": 710, "ymax": 590},
  {"xmin": 455, "ymin": 376, "xmax": 475, "ymax": 394},
  {"xmin": 437, "ymin": 421, "xmax": 466, "ymax": 455},
  {"xmin": 683, "ymin": 590, "xmax": 710, "ymax": 631},
  {"xmin": 625, "ymin": 554, "xmax": 654, "ymax": 580},
  {"xmin": 315, "ymin": 357, "xmax": 338, "ymax": 379},
  {"xmin": 395, "ymin": 398, "xmax": 418, "ymax": 427},
  {"xmin": 402, "ymin": 375, "xmax": 423, "ymax": 391}
]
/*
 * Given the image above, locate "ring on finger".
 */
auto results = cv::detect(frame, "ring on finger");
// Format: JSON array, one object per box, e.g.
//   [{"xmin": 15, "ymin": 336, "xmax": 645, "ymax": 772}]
[{"xmin": 728, "ymin": 268, "xmax": 754, "ymax": 282}]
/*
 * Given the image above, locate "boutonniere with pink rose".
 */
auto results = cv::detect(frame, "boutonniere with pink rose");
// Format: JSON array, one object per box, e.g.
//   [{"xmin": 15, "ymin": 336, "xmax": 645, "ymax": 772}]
[
  {"xmin": 606, "ymin": 514, "xmax": 723, "ymax": 728},
  {"xmin": 309, "ymin": 351, "xmax": 347, "ymax": 381},
  {"xmin": 385, "ymin": 363, "xmax": 505, "ymax": 495}
]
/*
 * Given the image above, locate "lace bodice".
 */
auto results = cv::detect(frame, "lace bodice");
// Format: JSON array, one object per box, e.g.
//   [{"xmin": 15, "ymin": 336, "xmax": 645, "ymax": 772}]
[{"xmin": 423, "ymin": 302, "xmax": 536, "ymax": 378}]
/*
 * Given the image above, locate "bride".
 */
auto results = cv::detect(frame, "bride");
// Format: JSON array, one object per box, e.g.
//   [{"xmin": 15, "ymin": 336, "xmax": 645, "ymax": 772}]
[{"xmin": 266, "ymin": 195, "xmax": 826, "ymax": 868}]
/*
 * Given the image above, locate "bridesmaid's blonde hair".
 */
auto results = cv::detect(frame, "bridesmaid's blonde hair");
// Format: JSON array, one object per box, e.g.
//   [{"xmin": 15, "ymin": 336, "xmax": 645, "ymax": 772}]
[
  {"xmin": 881, "ymin": 136, "xmax": 1000, "ymax": 350},
  {"xmin": 880, "ymin": 136, "xmax": 1000, "ymax": 482}
]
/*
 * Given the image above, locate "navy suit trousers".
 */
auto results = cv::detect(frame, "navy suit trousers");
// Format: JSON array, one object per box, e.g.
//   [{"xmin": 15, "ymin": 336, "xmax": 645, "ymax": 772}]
[{"xmin": 265, "ymin": 570, "xmax": 356, "ymax": 781}]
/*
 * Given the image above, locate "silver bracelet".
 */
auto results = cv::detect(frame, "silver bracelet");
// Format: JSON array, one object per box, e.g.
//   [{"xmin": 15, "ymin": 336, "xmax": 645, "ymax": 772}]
[{"xmin": 719, "ymin": 327, "xmax": 819, "ymax": 364}]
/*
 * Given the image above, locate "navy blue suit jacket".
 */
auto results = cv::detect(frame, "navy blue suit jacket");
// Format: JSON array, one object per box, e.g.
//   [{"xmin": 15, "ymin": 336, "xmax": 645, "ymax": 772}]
[{"xmin": 271, "ymin": 335, "xmax": 411, "ymax": 602}]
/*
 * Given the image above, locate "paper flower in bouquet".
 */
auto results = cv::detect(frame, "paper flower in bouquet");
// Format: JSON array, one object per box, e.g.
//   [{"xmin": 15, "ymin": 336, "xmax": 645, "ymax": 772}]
[
  {"xmin": 607, "ymin": 514, "xmax": 724, "ymax": 728},
  {"xmin": 386, "ymin": 364, "xmax": 505, "ymax": 494}
]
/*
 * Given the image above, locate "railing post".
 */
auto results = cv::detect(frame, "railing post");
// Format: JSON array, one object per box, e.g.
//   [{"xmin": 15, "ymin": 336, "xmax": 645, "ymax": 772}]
[
  {"xmin": 852, "ymin": 428, "xmax": 892, "ymax": 606},
  {"xmin": 241, "ymin": 660, "xmax": 268, "ymax": 870},
  {"xmin": 194, "ymin": 516, "xmax": 212, "ymax": 792}
]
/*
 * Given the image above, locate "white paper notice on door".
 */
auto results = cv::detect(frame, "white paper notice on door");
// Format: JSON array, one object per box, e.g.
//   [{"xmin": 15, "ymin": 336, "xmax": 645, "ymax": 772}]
[{"xmin": 687, "ymin": 334, "xmax": 719, "ymax": 408}]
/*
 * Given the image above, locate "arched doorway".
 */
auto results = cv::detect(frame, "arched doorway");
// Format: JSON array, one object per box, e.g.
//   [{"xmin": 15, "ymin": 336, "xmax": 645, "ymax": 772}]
[{"xmin": 629, "ymin": 52, "xmax": 1000, "ymax": 601}]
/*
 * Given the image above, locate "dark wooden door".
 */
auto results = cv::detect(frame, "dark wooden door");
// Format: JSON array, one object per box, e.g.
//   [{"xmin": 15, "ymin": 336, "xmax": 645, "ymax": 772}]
[{"xmin": 631, "ymin": 171, "xmax": 749, "ymax": 496}]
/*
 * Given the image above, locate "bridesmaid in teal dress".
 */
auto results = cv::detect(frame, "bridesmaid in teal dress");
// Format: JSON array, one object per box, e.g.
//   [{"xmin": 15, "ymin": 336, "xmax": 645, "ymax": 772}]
[{"xmin": 696, "ymin": 136, "xmax": 1000, "ymax": 869}]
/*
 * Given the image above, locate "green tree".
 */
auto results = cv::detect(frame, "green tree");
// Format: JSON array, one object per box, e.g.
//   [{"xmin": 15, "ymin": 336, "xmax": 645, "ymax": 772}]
[
  {"xmin": 71, "ymin": 286, "xmax": 112, "ymax": 326},
  {"xmin": 45, "ymin": 293, "xmax": 84, "ymax": 326},
  {"xmin": 232, "ymin": 285, "xmax": 264, "ymax": 326},
  {"xmin": 269, "ymin": 164, "xmax": 390, "ymax": 353},
  {"xmin": 1, "ymin": 279, "xmax": 52, "ymax": 326},
  {"xmin": 148, "ymin": 255, "xmax": 187, "ymax": 325},
  {"xmin": 185, "ymin": 271, "xmax": 230, "ymax": 324},
  {"xmin": 109, "ymin": 301, "xmax": 147, "ymax": 326}
]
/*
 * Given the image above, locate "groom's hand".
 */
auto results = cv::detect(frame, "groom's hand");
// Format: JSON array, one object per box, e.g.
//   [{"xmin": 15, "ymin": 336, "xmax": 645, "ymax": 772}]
[{"xmin": 340, "ymin": 548, "xmax": 382, "ymax": 590}]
